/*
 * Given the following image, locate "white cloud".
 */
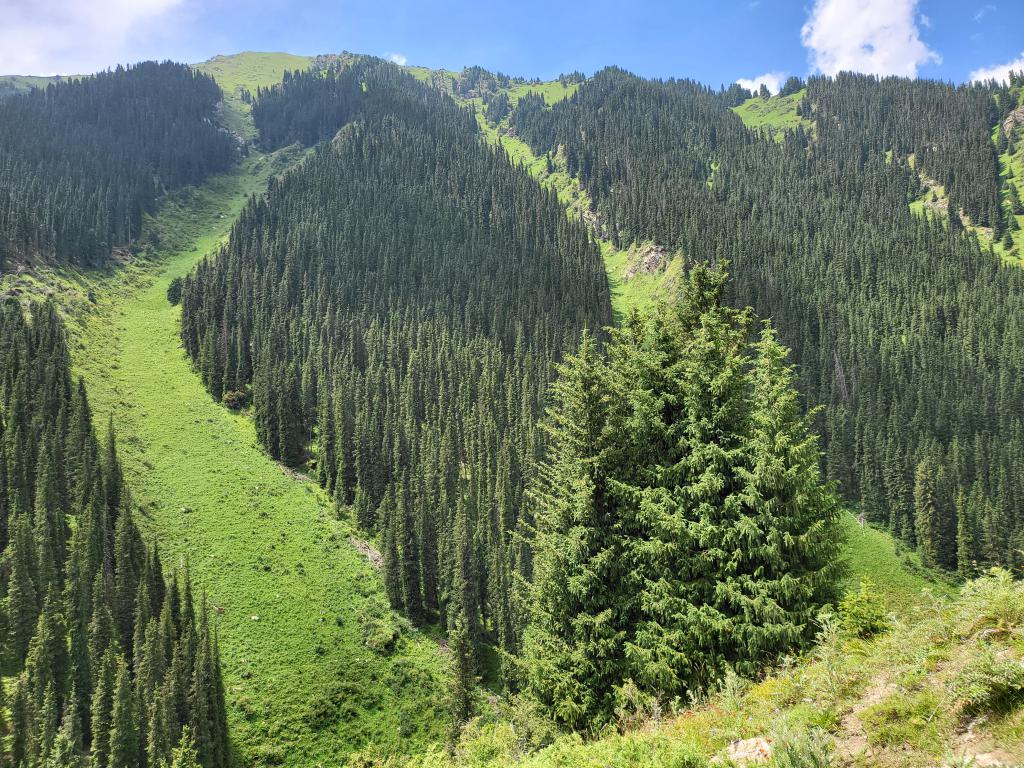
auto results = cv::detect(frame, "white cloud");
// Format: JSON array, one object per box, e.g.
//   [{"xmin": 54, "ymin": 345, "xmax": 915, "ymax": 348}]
[
  {"xmin": 387, "ymin": 53, "xmax": 408, "ymax": 66},
  {"xmin": 736, "ymin": 72, "xmax": 785, "ymax": 95},
  {"xmin": 974, "ymin": 4, "xmax": 996, "ymax": 22},
  {"xmin": 970, "ymin": 52, "xmax": 1024, "ymax": 84},
  {"xmin": 918, "ymin": 13, "xmax": 931, "ymax": 28},
  {"xmin": 0, "ymin": 0, "xmax": 185, "ymax": 75},
  {"xmin": 800, "ymin": 0, "xmax": 941, "ymax": 78}
]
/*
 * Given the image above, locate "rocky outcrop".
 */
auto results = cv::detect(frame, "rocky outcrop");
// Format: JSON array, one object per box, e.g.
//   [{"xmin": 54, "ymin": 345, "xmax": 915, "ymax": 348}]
[
  {"xmin": 623, "ymin": 243, "xmax": 669, "ymax": 280},
  {"xmin": 1002, "ymin": 105, "xmax": 1024, "ymax": 138}
]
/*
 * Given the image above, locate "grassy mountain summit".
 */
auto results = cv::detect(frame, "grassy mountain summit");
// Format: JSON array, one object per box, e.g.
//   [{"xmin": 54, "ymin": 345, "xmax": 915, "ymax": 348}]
[{"xmin": 193, "ymin": 51, "xmax": 314, "ymax": 139}]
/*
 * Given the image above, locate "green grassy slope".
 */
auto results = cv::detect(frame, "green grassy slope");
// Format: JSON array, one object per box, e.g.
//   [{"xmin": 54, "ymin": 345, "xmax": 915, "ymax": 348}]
[
  {"xmin": 504, "ymin": 79, "xmax": 578, "ymax": 105},
  {"xmin": 194, "ymin": 51, "xmax": 314, "ymax": 139},
  {"xmin": 414, "ymin": 570, "xmax": 1022, "ymax": 768},
  {"xmin": 1, "ymin": 150, "xmax": 450, "ymax": 767},
  {"xmin": 839, "ymin": 512, "xmax": 953, "ymax": 612},
  {"xmin": 905, "ymin": 123, "xmax": 1024, "ymax": 266},
  {"xmin": 0, "ymin": 73, "xmax": 75, "ymax": 97}
]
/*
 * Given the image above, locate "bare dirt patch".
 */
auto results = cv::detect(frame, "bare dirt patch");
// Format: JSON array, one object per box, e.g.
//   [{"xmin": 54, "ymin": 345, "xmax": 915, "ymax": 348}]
[{"xmin": 349, "ymin": 535, "xmax": 383, "ymax": 570}]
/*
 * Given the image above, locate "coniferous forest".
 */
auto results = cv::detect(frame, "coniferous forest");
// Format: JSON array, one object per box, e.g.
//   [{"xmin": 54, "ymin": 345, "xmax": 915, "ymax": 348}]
[
  {"xmin": 179, "ymin": 59, "xmax": 842, "ymax": 718},
  {"xmin": 509, "ymin": 67, "xmax": 1024, "ymax": 573},
  {"xmin": 0, "ymin": 62, "xmax": 236, "ymax": 270},
  {"xmin": 180, "ymin": 60, "xmax": 614, "ymax": 684},
  {"xmin": 0, "ymin": 301, "xmax": 229, "ymax": 767}
]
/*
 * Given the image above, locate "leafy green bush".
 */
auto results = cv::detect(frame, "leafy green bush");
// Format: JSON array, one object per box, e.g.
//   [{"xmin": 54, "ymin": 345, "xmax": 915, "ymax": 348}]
[
  {"xmin": 953, "ymin": 648, "xmax": 1024, "ymax": 716},
  {"xmin": 222, "ymin": 388, "xmax": 250, "ymax": 409},
  {"xmin": 362, "ymin": 614, "xmax": 400, "ymax": 654},
  {"xmin": 839, "ymin": 578, "xmax": 890, "ymax": 638},
  {"xmin": 613, "ymin": 680, "xmax": 661, "ymax": 732}
]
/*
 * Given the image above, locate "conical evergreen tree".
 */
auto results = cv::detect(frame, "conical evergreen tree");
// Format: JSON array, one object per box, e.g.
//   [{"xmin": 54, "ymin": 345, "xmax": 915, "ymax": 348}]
[
  {"xmin": 521, "ymin": 331, "xmax": 618, "ymax": 728},
  {"xmin": 107, "ymin": 657, "xmax": 140, "ymax": 768},
  {"xmin": 524, "ymin": 265, "xmax": 842, "ymax": 728},
  {"xmin": 7, "ymin": 514, "xmax": 40, "ymax": 664},
  {"xmin": 168, "ymin": 727, "xmax": 202, "ymax": 768}
]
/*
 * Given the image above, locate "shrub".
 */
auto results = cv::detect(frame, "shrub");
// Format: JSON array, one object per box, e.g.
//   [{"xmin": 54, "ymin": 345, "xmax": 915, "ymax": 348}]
[
  {"xmin": 862, "ymin": 690, "xmax": 943, "ymax": 749},
  {"xmin": 362, "ymin": 616, "xmax": 399, "ymax": 654},
  {"xmin": 839, "ymin": 578, "xmax": 890, "ymax": 638},
  {"xmin": 613, "ymin": 680, "xmax": 661, "ymax": 732},
  {"xmin": 166, "ymin": 276, "xmax": 183, "ymax": 305},
  {"xmin": 953, "ymin": 649, "xmax": 1024, "ymax": 716},
  {"xmin": 222, "ymin": 388, "xmax": 250, "ymax": 410}
]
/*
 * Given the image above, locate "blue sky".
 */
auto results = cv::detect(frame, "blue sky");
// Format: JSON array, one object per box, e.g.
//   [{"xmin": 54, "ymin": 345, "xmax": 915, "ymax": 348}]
[{"xmin": 2, "ymin": 0, "xmax": 1023, "ymax": 88}]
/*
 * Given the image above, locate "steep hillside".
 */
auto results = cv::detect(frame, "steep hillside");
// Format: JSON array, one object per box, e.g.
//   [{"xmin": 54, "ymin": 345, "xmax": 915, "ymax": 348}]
[
  {"xmin": 180, "ymin": 59, "xmax": 612, "ymax": 694},
  {"xmin": 1, "ymin": 149, "xmax": 452, "ymax": 766},
  {"xmin": 0, "ymin": 61, "xmax": 237, "ymax": 270},
  {"xmin": 0, "ymin": 301, "xmax": 231, "ymax": 768},
  {"xmin": 438, "ymin": 71, "xmax": 674, "ymax": 319}
]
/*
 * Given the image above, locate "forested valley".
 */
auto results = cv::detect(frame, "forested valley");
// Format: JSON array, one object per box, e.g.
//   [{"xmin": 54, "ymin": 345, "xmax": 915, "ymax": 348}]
[{"xmin": 1, "ymin": 47, "xmax": 1024, "ymax": 768}]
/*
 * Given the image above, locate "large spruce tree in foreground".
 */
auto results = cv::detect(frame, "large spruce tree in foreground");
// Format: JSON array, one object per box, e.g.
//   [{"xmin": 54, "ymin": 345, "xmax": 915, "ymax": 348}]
[{"xmin": 522, "ymin": 264, "xmax": 843, "ymax": 729}]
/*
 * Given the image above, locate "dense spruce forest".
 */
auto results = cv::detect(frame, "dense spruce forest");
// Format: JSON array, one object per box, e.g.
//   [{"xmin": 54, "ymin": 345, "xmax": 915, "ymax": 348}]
[
  {"xmin": 0, "ymin": 301, "xmax": 229, "ymax": 767},
  {"xmin": 508, "ymin": 68, "xmax": 1024, "ymax": 573},
  {"xmin": 0, "ymin": 62, "xmax": 236, "ymax": 271},
  {"xmin": 179, "ymin": 59, "xmax": 612, "ymax": 690}
]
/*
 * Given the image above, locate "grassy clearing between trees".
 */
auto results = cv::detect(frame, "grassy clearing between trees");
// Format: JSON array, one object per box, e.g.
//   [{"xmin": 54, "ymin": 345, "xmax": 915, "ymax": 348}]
[
  {"xmin": 732, "ymin": 90, "xmax": 810, "ymax": 140},
  {"xmin": 1, "ymin": 151, "xmax": 450, "ymax": 766}
]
